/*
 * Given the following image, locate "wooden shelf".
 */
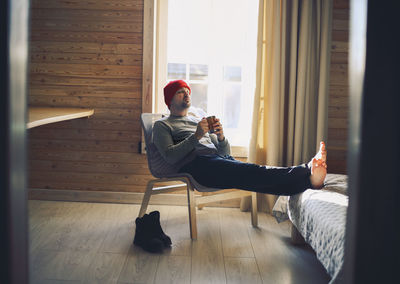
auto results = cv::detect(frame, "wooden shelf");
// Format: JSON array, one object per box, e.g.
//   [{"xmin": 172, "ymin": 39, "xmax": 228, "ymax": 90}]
[{"xmin": 27, "ymin": 107, "xmax": 94, "ymax": 129}]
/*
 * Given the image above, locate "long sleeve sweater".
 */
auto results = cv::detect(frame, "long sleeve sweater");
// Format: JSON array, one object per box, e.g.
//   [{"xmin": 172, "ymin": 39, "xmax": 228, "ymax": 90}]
[{"xmin": 153, "ymin": 115, "xmax": 231, "ymax": 167}]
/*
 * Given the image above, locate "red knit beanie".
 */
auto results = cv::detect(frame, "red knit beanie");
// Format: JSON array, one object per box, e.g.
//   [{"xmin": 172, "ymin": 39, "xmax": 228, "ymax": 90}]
[{"xmin": 163, "ymin": 80, "xmax": 191, "ymax": 109}]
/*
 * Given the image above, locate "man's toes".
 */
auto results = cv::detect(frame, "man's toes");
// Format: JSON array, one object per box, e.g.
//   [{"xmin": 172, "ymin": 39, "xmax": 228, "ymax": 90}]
[
  {"xmin": 312, "ymin": 158, "xmax": 318, "ymax": 166},
  {"xmin": 320, "ymin": 142, "xmax": 327, "ymax": 161}
]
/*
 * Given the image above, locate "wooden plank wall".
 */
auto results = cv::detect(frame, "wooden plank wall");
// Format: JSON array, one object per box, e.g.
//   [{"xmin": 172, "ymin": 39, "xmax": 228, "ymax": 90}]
[
  {"xmin": 327, "ymin": 0, "xmax": 349, "ymax": 174},
  {"xmin": 28, "ymin": 0, "xmax": 153, "ymax": 193}
]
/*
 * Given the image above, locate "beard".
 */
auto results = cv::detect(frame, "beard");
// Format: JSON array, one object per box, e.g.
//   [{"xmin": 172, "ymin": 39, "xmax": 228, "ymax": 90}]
[{"xmin": 181, "ymin": 101, "xmax": 191, "ymax": 109}]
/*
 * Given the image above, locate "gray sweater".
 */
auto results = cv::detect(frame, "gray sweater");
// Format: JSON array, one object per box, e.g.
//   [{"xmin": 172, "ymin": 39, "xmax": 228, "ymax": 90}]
[{"xmin": 153, "ymin": 115, "xmax": 231, "ymax": 167}]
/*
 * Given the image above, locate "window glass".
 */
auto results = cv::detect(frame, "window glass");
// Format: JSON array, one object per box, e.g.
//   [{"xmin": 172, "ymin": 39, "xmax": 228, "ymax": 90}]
[
  {"xmin": 166, "ymin": 0, "xmax": 259, "ymax": 147},
  {"xmin": 223, "ymin": 84, "xmax": 241, "ymax": 128},
  {"xmin": 190, "ymin": 64, "xmax": 208, "ymax": 80},
  {"xmin": 167, "ymin": 63, "xmax": 186, "ymax": 79},
  {"xmin": 224, "ymin": 66, "xmax": 242, "ymax": 82},
  {"xmin": 190, "ymin": 83, "xmax": 208, "ymax": 112}
]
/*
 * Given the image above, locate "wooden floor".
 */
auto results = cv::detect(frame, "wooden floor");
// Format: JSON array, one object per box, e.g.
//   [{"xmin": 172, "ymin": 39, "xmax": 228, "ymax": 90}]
[{"xmin": 29, "ymin": 200, "xmax": 330, "ymax": 284}]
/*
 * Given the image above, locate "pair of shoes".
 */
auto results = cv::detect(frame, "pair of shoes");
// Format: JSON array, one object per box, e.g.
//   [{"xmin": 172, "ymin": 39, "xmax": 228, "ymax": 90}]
[{"xmin": 133, "ymin": 211, "xmax": 172, "ymax": 253}]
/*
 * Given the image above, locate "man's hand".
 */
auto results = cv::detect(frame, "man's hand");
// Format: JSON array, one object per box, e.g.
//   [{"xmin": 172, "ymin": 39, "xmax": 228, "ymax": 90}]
[
  {"xmin": 213, "ymin": 118, "xmax": 225, "ymax": 142},
  {"xmin": 194, "ymin": 118, "xmax": 209, "ymax": 140}
]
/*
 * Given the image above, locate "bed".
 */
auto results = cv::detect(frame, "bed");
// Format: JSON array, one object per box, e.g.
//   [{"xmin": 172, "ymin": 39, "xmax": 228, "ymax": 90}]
[{"xmin": 272, "ymin": 173, "xmax": 348, "ymax": 283}]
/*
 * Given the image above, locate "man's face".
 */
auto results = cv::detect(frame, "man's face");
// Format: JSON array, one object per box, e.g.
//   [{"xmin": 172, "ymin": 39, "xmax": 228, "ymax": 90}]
[{"xmin": 170, "ymin": 87, "xmax": 191, "ymax": 109}]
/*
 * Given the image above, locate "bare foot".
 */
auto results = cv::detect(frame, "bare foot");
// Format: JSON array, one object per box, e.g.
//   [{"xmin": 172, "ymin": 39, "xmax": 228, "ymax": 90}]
[
  {"xmin": 308, "ymin": 141, "xmax": 327, "ymax": 168},
  {"xmin": 308, "ymin": 142, "xmax": 327, "ymax": 189},
  {"xmin": 309, "ymin": 158, "xmax": 327, "ymax": 189},
  {"xmin": 316, "ymin": 141, "xmax": 327, "ymax": 162}
]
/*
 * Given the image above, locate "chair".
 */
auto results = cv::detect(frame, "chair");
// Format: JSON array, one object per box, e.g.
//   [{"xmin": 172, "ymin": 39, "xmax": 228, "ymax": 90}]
[{"xmin": 139, "ymin": 113, "xmax": 258, "ymax": 240}]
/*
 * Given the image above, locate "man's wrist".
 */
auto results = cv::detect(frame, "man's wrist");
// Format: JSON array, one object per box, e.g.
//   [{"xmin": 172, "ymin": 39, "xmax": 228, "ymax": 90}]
[{"xmin": 194, "ymin": 133, "xmax": 202, "ymax": 141}]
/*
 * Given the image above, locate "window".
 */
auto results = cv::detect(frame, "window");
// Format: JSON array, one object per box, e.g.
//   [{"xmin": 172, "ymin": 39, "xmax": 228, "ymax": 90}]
[
  {"xmin": 154, "ymin": 0, "xmax": 259, "ymax": 155},
  {"xmin": 167, "ymin": 63, "xmax": 209, "ymax": 111}
]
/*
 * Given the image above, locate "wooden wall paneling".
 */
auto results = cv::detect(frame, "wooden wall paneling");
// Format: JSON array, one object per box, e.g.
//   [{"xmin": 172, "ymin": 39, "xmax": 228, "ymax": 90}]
[
  {"xmin": 329, "ymin": 106, "xmax": 349, "ymax": 118},
  {"xmin": 29, "ymin": 128, "xmax": 141, "ymax": 142},
  {"xmin": 29, "ymin": 139, "xmax": 138, "ymax": 153},
  {"xmin": 29, "ymin": 119, "xmax": 141, "ymax": 131},
  {"xmin": 28, "ymin": 0, "xmax": 147, "ymax": 196},
  {"xmin": 332, "ymin": 30, "xmax": 348, "ymax": 42},
  {"xmin": 29, "ymin": 171, "xmax": 154, "ymax": 187},
  {"xmin": 328, "ymin": 118, "xmax": 348, "ymax": 129},
  {"xmin": 87, "ymin": 108, "xmax": 142, "ymax": 121},
  {"xmin": 29, "ymin": 96, "xmax": 141, "ymax": 109},
  {"xmin": 29, "ymin": 85, "xmax": 142, "ymax": 98},
  {"xmin": 330, "ymin": 64, "xmax": 349, "ymax": 83},
  {"xmin": 29, "ymin": 74, "xmax": 142, "ymax": 87},
  {"xmin": 30, "ymin": 52, "xmax": 142, "ymax": 66},
  {"xmin": 29, "ymin": 181, "xmax": 150, "ymax": 193},
  {"xmin": 331, "ymin": 52, "xmax": 348, "ymax": 64},
  {"xmin": 30, "ymin": 63, "xmax": 142, "ymax": 78},
  {"xmin": 333, "ymin": 0, "xmax": 349, "ymax": 9},
  {"xmin": 28, "ymin": 181, "xmax": 187, "ymax": 194},
  {"xmin": 327, "ymin": 0, "xmax": 350, "ymax": 174},
  {"xmin": 331, "ymin": 41, "xmax": 348, "ymax": 53},
  {"xmin": 30, "ymin": 19, "xmax": 143, "ymax": 33},
  {"xmin": 29, "ymin": 159, "xmax": 151, "ymax": 175},
  {"xmin": 30, "ymin": 8, "xmax": 143, "ymax": 22},
  {"xmin": 30, "ymin": 41, "xmax": 143, "ymax": 55},
  {"xmin": 30, "ymin": 0, "xmax": 144, "ymax": 11},
  {"xmin": 333, "ymin": 8, "xmax": 349, "ymax": 20},
  {"xmin": 329, "ymin": 85, "xmax": 349, "ymax": 97},
  {"xmin": 29, "ymin": 150, "xmax": 147, "ymax": 164},
  {"xmin": 30, "ymin": 30, "xmax": 143, "ymax": 44}
]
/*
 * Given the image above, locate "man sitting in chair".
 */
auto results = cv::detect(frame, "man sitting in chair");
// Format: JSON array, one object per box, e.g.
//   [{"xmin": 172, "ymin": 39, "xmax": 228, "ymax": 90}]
[{"xmin": 153, "ymin": 80, "xmax": 327, "ymax": 195}]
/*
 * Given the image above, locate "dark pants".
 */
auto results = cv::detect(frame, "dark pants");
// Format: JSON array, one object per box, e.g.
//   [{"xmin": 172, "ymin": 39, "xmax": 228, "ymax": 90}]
[{"xmin": 179, "ymin": 155, "xmax": 312, "ymax": 196}]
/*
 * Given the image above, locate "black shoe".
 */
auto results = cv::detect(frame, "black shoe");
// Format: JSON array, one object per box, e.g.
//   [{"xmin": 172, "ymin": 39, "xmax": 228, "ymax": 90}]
[
  {"xmin": 133, "ymin": 214, "xmax": 164, "ymax": 253},
  {"xmin": 148, "ymin": 211, "xmax": 172, "ymax": 247}
]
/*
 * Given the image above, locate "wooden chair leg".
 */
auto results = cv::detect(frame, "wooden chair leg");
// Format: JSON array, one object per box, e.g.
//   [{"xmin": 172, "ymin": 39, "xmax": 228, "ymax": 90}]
[
  {"xmin": 138, "ymin": 181, "xmax": 154, "ymax": 217},
  {"xmin": 251, "ymin": 192, "xmax": 258, "ymax": 227},
  {"xmin": 187, "ymin": 184, "xmax": 197, "ymax": 240}
]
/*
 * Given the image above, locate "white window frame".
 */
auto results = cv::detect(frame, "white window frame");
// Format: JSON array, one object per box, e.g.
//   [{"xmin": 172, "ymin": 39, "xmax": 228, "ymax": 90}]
[{"xmin": 142, "ymin": 0, "xmax": 249, "ymax": 157}]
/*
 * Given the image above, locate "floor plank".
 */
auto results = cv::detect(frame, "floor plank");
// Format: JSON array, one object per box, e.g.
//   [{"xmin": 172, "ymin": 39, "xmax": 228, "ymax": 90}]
[
  {"xmin": 246, "ymin": 212, "xmax": 330, "ymax": 284},
  {"xmin": 164, "ymin": 205, "xmax": 192, "ymax": 256},
  {"xmin": 117, "ymin": 244, "xmax": 160, "ymax": 284},
  {"xmin": 224, "ymin": 257, "xmax": 262, "ymax": 284},
  {"xmin": 99, "ymin": 204, "xmax": 138, "ymax": 254},
  {"xmin": 154, "ymin": 255, "xmax": 191, "ymax": 284},
  {"xmin": 219, "ymin": 207, "xmax": 254, "ymax": 258},
  {"xmin": 117, "ymin": 205, "xmax": 170, "ymax": 284},
  {"xmin": 28, "ymin": 200, "xmax": 331, "ymax": 284},
  {"xmin": 30, "ymin": 202, "xmax": 82, "ymax": 253},
  {"xmin": 190, "ymin": 208, "xmax": 226, "ymax": 284},
  {"xmin": 83, "ymin": 252, "xmax": 127, "ymax": 284},
  {"xmin": 31, "ymin": 250, "xmax": 95, "ymax": 283}
]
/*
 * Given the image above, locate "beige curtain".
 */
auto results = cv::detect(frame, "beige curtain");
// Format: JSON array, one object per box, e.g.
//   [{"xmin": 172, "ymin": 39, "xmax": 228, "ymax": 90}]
[{"xmin": 249, "ymin": 0, "xmax": 332, "ymax": 212}]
